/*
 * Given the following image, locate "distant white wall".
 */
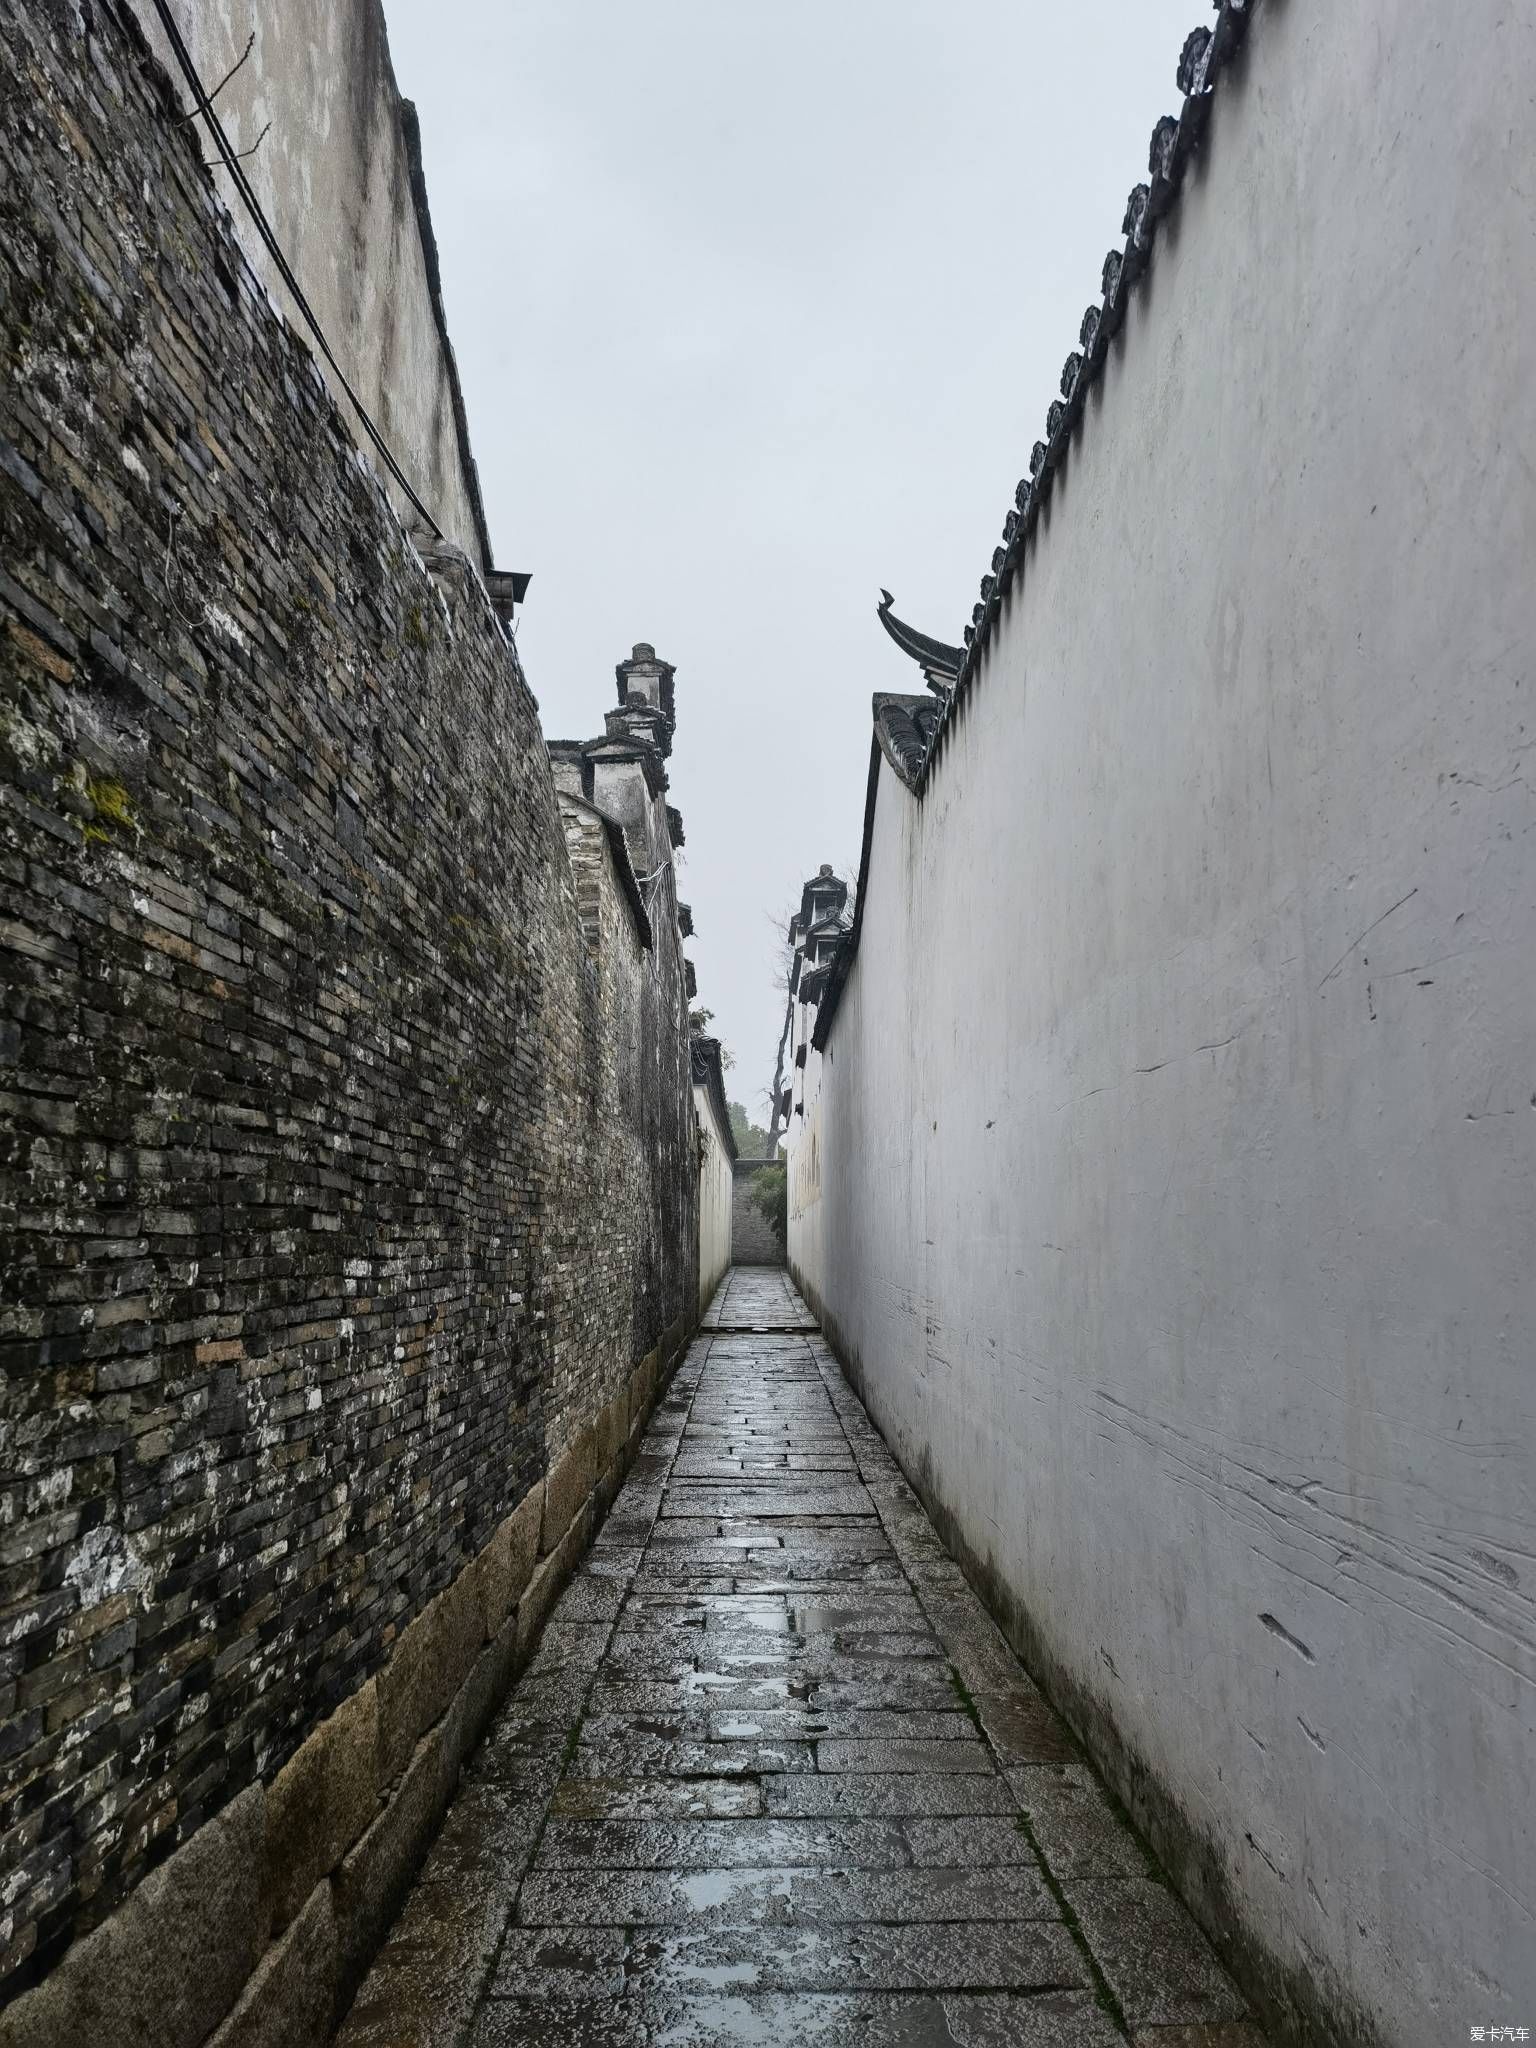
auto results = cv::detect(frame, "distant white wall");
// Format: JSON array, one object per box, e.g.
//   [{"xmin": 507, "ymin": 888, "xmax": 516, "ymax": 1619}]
[
  {"xmin": 142, "ymin": 0, "xmax": 489, "ymax": 567},
  {"xmin": 695, "ymin": 1084, "xmax": 733, "ymax": 1308},
  {"xmin": 790, "ymin": 6, "xmax": 1536, "ymax": 2042}
]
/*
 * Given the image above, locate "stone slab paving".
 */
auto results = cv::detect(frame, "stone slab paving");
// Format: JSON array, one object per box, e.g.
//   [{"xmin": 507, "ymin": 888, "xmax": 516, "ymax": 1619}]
[{"xmin": 334, "ymin": 1269, "xmax": 1265, "ymax": 2048}]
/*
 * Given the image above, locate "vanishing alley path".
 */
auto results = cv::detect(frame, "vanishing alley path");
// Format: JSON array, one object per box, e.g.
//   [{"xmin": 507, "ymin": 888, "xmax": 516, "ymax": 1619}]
[{"xmin": 335, "ymin": 1270, "xmax": 1263, "ymax": 2047}]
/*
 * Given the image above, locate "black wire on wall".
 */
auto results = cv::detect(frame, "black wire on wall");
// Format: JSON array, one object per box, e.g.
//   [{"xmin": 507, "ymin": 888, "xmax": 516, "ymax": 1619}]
[{"xmin": 146, "ymin": 0, "xmax": 445, "ymax": 543}]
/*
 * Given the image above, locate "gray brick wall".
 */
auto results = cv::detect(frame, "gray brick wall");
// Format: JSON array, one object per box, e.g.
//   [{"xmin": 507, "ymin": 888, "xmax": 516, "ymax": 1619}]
[
  {"xmin": 0, "ymin": 0, "xmax": 696, "ymax": 1995},
  {"xmin": 731, "ymin": 1163, "xmax": 785, "ymax": 1267}
]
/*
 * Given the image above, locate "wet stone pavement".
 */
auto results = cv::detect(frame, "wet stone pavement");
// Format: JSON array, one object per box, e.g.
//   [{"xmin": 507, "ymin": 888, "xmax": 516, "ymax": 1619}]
[{"xmin": 336, "ymin": 1269, "xmax": 1264, "ymax": 2047}]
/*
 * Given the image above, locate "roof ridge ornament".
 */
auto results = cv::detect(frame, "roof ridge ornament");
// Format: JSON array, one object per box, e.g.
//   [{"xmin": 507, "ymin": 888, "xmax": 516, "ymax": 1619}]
[{"xmin": 875, "ymin": 590, "xmax": 963, "ymax": 696}]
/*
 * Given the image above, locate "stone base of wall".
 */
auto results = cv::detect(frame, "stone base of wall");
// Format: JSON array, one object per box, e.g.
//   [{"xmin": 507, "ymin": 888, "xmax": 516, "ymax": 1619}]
[{"xmin": 0, "ymin": 1319, "xmax": 694, "ymax": 2048}]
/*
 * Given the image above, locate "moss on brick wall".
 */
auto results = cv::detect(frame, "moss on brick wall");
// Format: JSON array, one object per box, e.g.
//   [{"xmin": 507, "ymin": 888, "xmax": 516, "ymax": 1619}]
[{"xmin": 0, "ymin": 0, "xmax": 697, "ymax": 1995}]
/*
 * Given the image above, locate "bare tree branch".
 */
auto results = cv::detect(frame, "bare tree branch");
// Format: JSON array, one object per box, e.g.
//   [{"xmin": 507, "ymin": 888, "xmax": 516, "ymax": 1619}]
[
  {"xmin": 761, "ymin": 897, "xmax": 798, "ymax": 1158},
  {"xmin": 180, "ymin": 30, "xmax": 254, "ymax": 120},
  {"xmin": 763, "ymin": 984, "xmax": 793, "ymax": 1158},
  {"xmin": 205, "ymin": 120, "xmax": 269, "ymax": 169}
]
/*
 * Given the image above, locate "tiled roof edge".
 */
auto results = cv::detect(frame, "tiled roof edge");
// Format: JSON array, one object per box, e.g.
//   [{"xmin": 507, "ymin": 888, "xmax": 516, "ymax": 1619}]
[
  {"xmin": 916, "ymin": 0, "xmax": 1256, "ymax": 793},
  {"xmin": 873, "ymin": 692, "xmax": 940, "ymax": 791},
  {"xmin": 813, "ymin": 735, "xmax": 884, "ymax": 1054},
  {"xmin": 690, "ymin": 1036, "xmax": 737, "ymax": 1160},
  {"xmin": 557, "ymin": 789, "xmax": 654, "ymax": 952}
]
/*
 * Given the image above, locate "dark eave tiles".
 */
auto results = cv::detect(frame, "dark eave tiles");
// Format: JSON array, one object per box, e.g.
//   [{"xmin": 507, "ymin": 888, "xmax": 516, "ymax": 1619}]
[
  {"xmin": 913, "ymin": 0, "xmax": 1254, "ymax": 792},
  {"xmin": 689, "ymin": 1035, "xmax": 737, "ymax": 1160},
  {"xmin": 873, "ymin": 692, "xmax": 942, "ymax": 791}
]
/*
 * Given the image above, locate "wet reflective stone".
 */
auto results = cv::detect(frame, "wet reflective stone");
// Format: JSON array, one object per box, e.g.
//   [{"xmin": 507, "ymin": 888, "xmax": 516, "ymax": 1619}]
[
  {"xmin": 905, "ymin": 1559, "xmax": 974, "ymax": 1595},
  {"xmin": 416, "ymin": 1788, "xmax": 544, "ymax": 1885},
  {"xmin": 465, "ymin": 1708, "xmax": 583, "ymax": 1792},
  {"xmin": 1008, "ymin": 1766, "xmax": 1151, "ymax": 1876},
  {"xmin": 973, "ymin": 1689, "xmax": 1077, "ymax": 1765},
  {"xmin": 824, "ymin": 1633, "xmax": 946, "ymax": 1661},
  {"xmin": 337, "ymin": 1877, "xmax": 512, "ymax": 2047},
  {"xmin": 604, "ymin": 1628, "xmax": 799, "ymax": 1670},
  {"xmin": 687, "ymin": 1430, "xmax": 849, "ymax": 1446},
  {"xmin": 711, "ymin": 1710, "xmax": 976, "ymax": 1742},
  {"xmin": 548, "ymin": 1778, "xmax": 765, "ymax": 1820},
  {"xmin": 577, "ymin": 1707, "xmax": 978, "ymax": 1743},
  {"xmin": 341, "ymin": 1273, "xmax": 1256, "ymax": 2048},
  {"xmin": 790, "ymin": 1600, "xmax": 930, "ymax": 1635},
  {"xmin": 535, "ymin": 1816, "xmax": 914, "ymax": 1870},
  {"xmin": 802, "ymin": 1670, "xmax": 960, "ymax": 1710},
  {"xmin": 662, "ymin": 1488, "xmax": 874, "ymax": 1518},
  {"xmin": 718, "ymin": 1561, "xmax": 908, "ymax": 1586},
  {"xmin": 515, "ymin": 1863, "xmax": 1057, "ymax": 1927},
  {"xmin": 1128, "ymin": 2027, "xmax": 1270, "ymax": 2048},
  {"xmin": 922, "ymin": 1597, "xmax": 1028, "ymax": 1694},
  {"xmin": 570, "ymin": 1737, "xmax": 818, "ymax": 1778},
  {"xmin": 589, "ymin": 1678, "xmax": 816, "ymax": 1714},
  {"xmin": 507, "ymin": 1667, "xmax": 592, "ymax": 1710},
  {"xmin": 490, "ymin": 1924, "xmax": 627, "ymax": 1999},
  {"xmin": 817, "ymin": 1738, "xmax": 996, "ymax": 1775},
  {"xmin": 720, "ymin": 1519, "xmax": 887, "ymax": 1539},
  {"xmin": 552, "ymin": 1578, "xmax": 629, "ymax": 1623},
  {"xmin": 672, "ymin": 1456, "xmax": 856, "ymax": 1476},
  {"xmin": 579, "ymin": 1549, "xmax": 644, "ymax": 1582},
  {"xmin": 623, "ymin": 1918, "xmax": 1089, "ymax": 1994},
  {"xmin": 763, "ymin": 1775, "xmax": 1020, "ymax": 1818},
  {"xmin": 943, "ymin": 1992, "xmax": 1129, "ymax": 2046},
  {"xmin": 900, "ymin": 1816, "xmax": 1038, "ymax": 1866},
  {"xmin": 527, "ymin": 1622, "xmax": 616, "ymax": 1675},
  {"xmin": 1064, "ymin": 1878, "xmax": 1250, "ymax": 2026},
  {"xmin": 623, "ymin": 1595, "xmax": 793, "ymax": 1631},
  {"xmin": 473, "ymin": 1989, "xmax": 1122, "ymax": 2047}
]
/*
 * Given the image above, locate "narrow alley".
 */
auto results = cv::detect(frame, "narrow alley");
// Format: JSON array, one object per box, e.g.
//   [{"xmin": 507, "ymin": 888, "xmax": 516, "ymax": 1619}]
[
  {"xmin": 4, "ymin": 5, "xmax": 1531, "ymax": 2039},
  {"xmin": 335, "ymin": 1272, "xmax": 1261, "ymax": 2047}
]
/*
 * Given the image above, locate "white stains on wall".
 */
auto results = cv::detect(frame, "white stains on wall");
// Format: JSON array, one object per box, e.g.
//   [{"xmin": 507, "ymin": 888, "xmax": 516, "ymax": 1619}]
[{"xmin": 63, "ymin": 1525, "xmax": 152, "ymax": 1609}]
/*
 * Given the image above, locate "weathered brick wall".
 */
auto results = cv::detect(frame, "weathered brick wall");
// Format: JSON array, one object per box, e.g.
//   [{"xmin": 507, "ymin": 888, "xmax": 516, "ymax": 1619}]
[
  {"xmin": 731, "ymin": 1162, "xmax": 784, "ymax": 1267},
  {"xmin": 0, "ymin": 0, "xmax": 696, "ymax": 2002},
  {"xmin": 554, "ymin": 791, "xmax": 697, "ymax": 1439}
]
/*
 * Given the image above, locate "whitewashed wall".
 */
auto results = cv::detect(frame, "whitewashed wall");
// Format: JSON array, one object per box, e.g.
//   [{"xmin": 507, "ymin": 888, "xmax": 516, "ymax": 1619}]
[
  {"xmin": 789, "ymin": 6, "xmax": 1536, "ymax": 2041},
  {"xmin": 695, "ymin": 1083, "xmax": 734, "ymax": 1310}
]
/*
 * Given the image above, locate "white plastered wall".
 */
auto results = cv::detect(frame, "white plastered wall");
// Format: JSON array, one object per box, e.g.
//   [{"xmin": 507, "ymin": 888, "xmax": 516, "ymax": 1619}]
[
  {"xmin": 695, "ymin": 1084, "xmax": 734, "ymax": 1311},
  {"xmin": 789, "ymin": 5, "xmax": 1536, "ymax": 2039}
]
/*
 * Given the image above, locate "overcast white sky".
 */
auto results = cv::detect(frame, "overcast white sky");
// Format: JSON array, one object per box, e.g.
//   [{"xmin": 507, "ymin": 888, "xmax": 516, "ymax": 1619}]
[{"xmin": 387, "ymin": 0, "xmax": 1198, "ymax": 1116}]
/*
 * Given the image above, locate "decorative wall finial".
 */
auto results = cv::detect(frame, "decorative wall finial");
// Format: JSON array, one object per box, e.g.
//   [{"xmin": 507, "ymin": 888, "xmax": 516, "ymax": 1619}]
[{"xmin": 875, "ymin": 589, "xmax": 963, "ymax": 695}]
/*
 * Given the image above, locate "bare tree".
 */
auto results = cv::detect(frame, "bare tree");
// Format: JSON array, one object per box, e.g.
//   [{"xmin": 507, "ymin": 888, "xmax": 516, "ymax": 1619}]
[{"xmin": 761, "ymin": 901, "xmax": 797, "ymax": 1158}]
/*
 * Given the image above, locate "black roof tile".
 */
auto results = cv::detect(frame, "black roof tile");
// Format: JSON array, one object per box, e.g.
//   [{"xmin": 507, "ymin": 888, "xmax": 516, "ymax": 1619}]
[
  {"xmin": 819, "ymin": 4, "xmax": 1260, "ymax": 1063},
  {"xmin": 907, "ymin": 0, "xmax": 1258, "ymax": 788}
]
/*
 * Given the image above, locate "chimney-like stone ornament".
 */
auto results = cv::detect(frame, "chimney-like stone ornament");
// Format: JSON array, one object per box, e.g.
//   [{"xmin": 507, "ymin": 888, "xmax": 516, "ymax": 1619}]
[{"xmin": 611, "ymin": 641, "xmax": 677, "ymax": 758}]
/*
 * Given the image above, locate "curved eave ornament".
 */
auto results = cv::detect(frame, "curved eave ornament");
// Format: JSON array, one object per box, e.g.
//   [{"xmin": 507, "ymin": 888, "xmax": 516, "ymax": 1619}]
[{"xmin": 876, "ymin": 590, "xmax": 962, "ymax": 696}]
